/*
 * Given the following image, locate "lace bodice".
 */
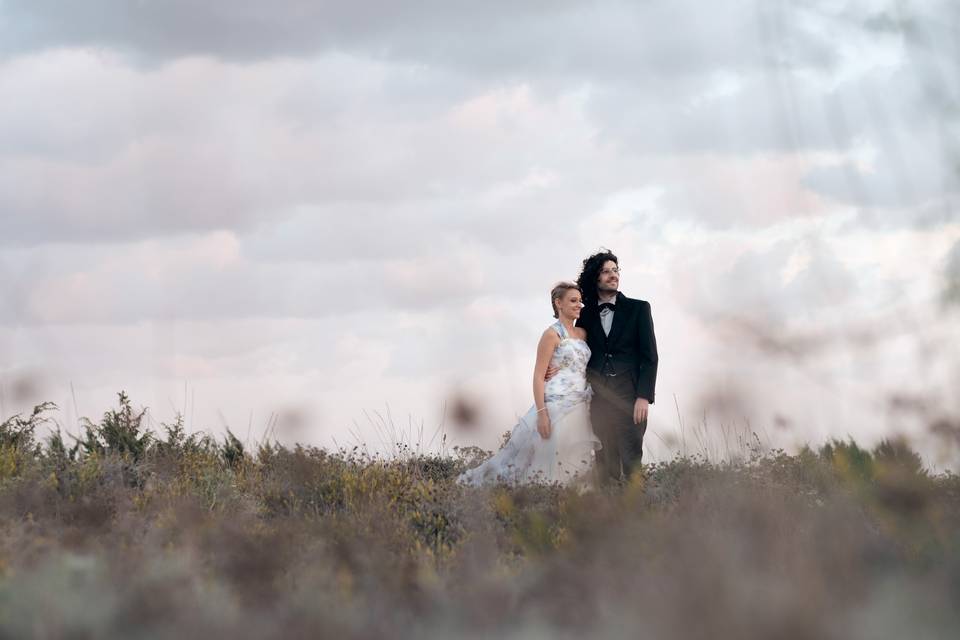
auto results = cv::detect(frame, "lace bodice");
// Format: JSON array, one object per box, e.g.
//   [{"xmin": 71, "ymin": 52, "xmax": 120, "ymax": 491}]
[{"xmin": 545, "ymin": 322, "xmax": 591, "ymax": 412}]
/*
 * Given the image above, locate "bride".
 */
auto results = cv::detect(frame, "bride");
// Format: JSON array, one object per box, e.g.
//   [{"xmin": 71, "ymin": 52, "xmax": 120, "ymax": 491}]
[{"xmin": 458, "ymin": 282, "xmax": 600, "ymax": 487}]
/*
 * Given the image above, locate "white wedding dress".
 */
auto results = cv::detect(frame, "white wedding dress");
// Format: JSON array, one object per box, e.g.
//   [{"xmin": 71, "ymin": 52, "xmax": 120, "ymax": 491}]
[{"xmin": 458, "ymin": 322, "xmax": 601, "ymax": 487}]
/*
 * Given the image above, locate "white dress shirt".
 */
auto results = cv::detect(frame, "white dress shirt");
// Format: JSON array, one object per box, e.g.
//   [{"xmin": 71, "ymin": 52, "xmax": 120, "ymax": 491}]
[{"xmin": 598, "ymin": 293, "xmax": 616, "ymax": 336}]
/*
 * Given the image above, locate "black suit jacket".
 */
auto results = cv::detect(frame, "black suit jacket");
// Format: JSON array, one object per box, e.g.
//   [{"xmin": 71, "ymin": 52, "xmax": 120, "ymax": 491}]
[{"xmin": 577, "ymin": 292, "xmax": 659, "ymax": 403}]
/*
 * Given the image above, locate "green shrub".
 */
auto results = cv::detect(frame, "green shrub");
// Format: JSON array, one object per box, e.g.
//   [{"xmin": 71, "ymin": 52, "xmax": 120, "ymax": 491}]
[
  {"xmin": 0, "ymin": 401, "xmax": 55, "ymax": 458},
  {"xmin": 78, "ymin": 392, "xmax": 152, "ymax": 463}
]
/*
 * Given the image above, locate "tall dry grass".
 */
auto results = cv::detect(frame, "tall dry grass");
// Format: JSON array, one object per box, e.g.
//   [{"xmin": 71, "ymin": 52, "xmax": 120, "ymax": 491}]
[{"xmin": 0, "ymin": 393, "xmax": 958, "ymax": 639}]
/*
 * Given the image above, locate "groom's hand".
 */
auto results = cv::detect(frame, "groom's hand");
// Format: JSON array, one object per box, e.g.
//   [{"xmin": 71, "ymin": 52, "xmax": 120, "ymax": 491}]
[
  {"xmin": 544, "ymin": 365, "xmax": 559, "ymax": 381},
  {"xmin": 633, "ymin": 398, "xmax": 649, "ymax": 425}
]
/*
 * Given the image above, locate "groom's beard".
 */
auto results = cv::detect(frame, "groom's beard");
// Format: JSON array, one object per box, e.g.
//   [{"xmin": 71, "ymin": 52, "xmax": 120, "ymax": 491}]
[
  {"xmin": 598, "ymin": 286, "xmax": 618, "ymax": 298},
  {"xmin": 597, "ymin": 277, "xmax": 619, "ymax": 296}
]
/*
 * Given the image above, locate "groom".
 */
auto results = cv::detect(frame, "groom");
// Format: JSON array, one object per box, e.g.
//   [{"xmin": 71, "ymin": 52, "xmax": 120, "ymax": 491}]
[{"xmin": 575, "ymin": 250, "xmax": 658, "ymax": 484}]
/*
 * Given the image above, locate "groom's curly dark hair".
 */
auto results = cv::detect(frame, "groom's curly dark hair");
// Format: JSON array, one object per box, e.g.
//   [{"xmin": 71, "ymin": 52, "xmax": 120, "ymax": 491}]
[{"xmin": 576, "ymin": 249, "xmax": 618, "ymax": 307}]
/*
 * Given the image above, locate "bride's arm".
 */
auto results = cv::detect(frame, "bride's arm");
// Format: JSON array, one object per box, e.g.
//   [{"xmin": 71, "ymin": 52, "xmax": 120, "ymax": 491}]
[{"xmin": 532, "ymin": 329, "xmax": 560, "ymax": 438}]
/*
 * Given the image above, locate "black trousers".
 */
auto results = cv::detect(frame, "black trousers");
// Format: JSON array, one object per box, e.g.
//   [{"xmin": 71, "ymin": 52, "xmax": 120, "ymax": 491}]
[{"xmin": 590, "ymin": 374, "xmax": 646, "ymax": 484}]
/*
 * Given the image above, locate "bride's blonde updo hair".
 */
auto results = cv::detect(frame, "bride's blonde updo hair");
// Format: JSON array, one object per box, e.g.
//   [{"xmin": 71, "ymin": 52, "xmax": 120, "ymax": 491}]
[{"xmin": 550, "ymin": 281, "xmax": 581, "ymax": 318}]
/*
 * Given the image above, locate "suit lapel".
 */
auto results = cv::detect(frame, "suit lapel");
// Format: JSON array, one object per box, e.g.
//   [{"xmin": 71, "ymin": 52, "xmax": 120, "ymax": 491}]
[{"xmin": 606, "ymin": 292, "xmax": 628, "ymax": 346}]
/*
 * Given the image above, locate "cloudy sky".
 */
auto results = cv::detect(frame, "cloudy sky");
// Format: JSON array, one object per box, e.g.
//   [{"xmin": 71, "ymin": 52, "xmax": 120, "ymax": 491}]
[{"xmin": 1, "ymin": 0, "xmax": 958, "ymax": 465}]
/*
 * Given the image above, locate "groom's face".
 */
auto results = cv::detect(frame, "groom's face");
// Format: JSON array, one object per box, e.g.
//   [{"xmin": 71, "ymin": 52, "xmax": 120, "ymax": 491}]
[{"xmin": 597, "ymin": 260, "xmax": 619, "ymax": 294}]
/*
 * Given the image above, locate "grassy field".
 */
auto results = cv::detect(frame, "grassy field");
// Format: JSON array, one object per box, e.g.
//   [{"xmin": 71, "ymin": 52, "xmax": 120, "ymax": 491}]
[{"xmin": 1, "ymin": 393, "xmax": 959, "ymax": 639}]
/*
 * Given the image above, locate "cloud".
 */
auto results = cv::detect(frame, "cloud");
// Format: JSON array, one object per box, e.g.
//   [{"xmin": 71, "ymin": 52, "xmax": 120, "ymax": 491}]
[
  {"xmin": 0, "ymin": 1, "xmax": 827, "ymax": 71},
  {"xmin": 0, "ymin": 228, "xmax": 564, "ymax": 326},
  {"xmin": 0, "ymin": 54, "xmax": 606, "ymax": 248},
  {"xmin": 2, "ymin": 1, "xmax": 955, "ymax": 253},
  {"xmin": 669, "ymin": 232, "xmax": 860, "ymax": 329},
  {"xmin": 0, "ymin": 51, "xmax": 462, "ymax": 246}
]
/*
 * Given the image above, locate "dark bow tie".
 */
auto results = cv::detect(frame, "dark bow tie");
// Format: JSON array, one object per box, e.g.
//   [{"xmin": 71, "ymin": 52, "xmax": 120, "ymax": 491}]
[{"xmin": 598, "ymin": 302, "xmax": 616, "ymax": 313}]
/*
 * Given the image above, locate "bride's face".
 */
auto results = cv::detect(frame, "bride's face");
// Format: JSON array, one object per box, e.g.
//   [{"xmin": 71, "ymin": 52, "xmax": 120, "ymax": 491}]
[{"xmin": 558, "ymin": 289, "xmax": 584, "ymax": 320}]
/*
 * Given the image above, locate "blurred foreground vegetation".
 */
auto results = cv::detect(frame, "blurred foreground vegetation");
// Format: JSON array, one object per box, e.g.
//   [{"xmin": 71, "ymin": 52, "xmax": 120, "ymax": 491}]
[{"xmin": 1, "ymin": 393, "xmax": 959, "ymax": 639}]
